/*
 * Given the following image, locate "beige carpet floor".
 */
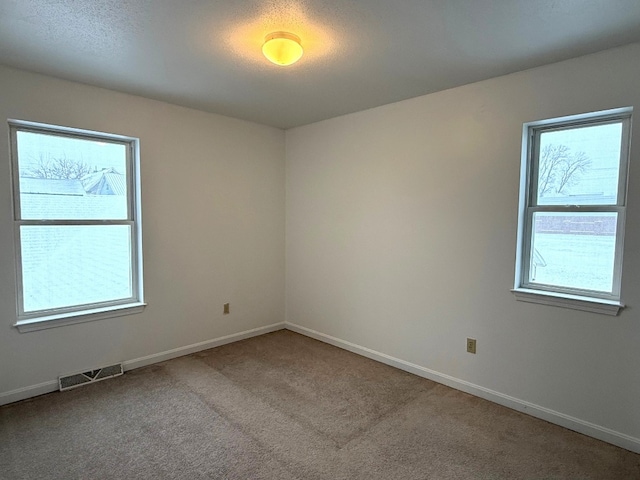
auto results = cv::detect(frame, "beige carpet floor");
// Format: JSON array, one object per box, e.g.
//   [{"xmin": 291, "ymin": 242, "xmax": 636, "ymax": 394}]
[{"xmin": 1, "ymin": 329, "xmax": 638, "ymax": 479}]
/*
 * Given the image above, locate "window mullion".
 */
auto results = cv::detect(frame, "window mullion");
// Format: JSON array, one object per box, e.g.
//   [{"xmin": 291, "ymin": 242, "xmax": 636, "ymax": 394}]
[
  {"xmin": 17, "ymin": 219, "xmax": 132, "ymax": 226},
  {"xmin": 529, "ymin": 205, "xmax": 620, "ymax": 214}
]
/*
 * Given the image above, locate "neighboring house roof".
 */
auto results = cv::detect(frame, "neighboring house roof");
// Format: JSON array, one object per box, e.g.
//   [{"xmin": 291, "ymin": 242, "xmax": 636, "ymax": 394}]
[
  {"xmin": 20, "ymin": 177, "xmax": 85, "ymax": 196},
  {"xmin": 81, "ymin": 168, "xmax": 126, "ymax": 195}
]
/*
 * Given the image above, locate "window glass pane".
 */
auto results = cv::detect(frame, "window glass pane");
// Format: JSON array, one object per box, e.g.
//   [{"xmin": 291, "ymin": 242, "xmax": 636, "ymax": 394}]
[
  {"xmin": 20, "ymin": 225, "xmax": 133, "ymax": 312},
  {"xmin": 17, "ymin": 131, "xmax": 128, "ymax": 220},
  {"xmin": 529, "ymin": 212, "xmax": 617, "ymax": 293},
  {"xmin": 536, "ymin": 122, "xmax": 622, "ymax": 206}
]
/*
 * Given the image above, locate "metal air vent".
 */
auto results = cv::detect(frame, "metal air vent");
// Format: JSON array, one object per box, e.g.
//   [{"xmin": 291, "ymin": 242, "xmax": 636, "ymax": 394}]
[{"xmin": 59, "ymin": 363, "xmax": 123, "ymax": 391}]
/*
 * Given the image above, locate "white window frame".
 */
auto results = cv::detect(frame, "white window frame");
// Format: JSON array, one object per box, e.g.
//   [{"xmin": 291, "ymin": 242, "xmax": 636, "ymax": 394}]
[
  {"xmin": 512, "ymin": 107, "xmax": 632, "ymax": 316},
  {"xmin": 9, "ymin": 120, "xmax": 145, "ymax": 332}
]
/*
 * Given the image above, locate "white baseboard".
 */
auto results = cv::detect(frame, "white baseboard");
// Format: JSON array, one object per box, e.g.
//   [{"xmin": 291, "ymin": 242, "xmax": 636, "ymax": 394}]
[
  {"xmin": 0, "ymin": 380, "xmax": 59, "ymax": 407},
  {"xmin": 123, "ymin": 322, "xmax": 286, "ymax": 371},
  {"xmin": 285, "ymin": 322, "xmax": 640, "ymax": 454},
  {"xmin": 0, "ymin": 322, "xmax": 286, "ymax": 407}
]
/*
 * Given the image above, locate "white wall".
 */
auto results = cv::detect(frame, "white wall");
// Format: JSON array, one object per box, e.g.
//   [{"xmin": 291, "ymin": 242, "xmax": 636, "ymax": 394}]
[
  {"xmin": 0, "ymin": 66, "xmax": 285, "ymax": 396},
  {"xmin": 286, "ymin": 43, "xmax": 640, "ymax": 449}
]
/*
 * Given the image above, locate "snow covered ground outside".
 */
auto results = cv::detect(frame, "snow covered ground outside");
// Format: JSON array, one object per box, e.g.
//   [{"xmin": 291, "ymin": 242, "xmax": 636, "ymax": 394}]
[{"xmin": 531, "ymin": 233, "xmax": 616, "ymax": 293}]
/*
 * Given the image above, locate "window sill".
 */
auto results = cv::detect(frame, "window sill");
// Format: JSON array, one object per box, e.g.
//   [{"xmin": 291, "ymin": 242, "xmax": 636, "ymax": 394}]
[
  {"xmin": 13, "ymin": 302, "xmax": 146, "ymax": 333},
  {"xmin": 511, "ymin": 288, "xmax": 623, "ymax": 316}
]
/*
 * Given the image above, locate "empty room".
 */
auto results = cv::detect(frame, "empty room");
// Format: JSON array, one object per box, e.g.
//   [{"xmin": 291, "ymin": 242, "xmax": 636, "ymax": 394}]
[{"xmin": 1, "ymin": 1, "xmax": 639, "ymax": 478}]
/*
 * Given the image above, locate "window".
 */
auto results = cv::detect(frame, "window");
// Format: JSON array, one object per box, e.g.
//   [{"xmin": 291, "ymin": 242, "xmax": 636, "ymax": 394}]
[
  {"xmin": 9, "ymin": 121, "xmax": 144, "ymax": 331},
  {"xmin": 513, "ymin": 108, "xmax": 632, "ymax": 315}
]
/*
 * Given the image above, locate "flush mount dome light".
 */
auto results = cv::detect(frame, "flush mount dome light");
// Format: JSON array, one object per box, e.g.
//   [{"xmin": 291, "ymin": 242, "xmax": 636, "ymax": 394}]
[{"xmin": 262, "ymin": 32, "xmax": 303, "ymax": 66}]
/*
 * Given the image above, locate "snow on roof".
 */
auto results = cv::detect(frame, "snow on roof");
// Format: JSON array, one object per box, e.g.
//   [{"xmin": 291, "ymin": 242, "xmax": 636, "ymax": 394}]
[
  {"xmin": 20, "ymin": 177, "xmax": 86, "ymax": 196},
  {"xmin": 81, "ymin": 168, "xmax": 126, "ymax": 195}
]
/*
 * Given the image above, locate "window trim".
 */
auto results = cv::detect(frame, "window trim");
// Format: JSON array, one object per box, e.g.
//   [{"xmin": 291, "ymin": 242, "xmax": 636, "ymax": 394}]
[
  {"xmin": 9, "ymin": 120, "xmax": 145, "ymax": 331},
  {"xmin": 513, "ymin": 107, "xmax": 632, "ymax": 314}
]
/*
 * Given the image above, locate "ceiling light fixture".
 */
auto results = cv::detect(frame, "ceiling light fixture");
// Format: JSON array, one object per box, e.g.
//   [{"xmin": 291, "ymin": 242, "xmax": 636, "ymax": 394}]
[{"xmin": 262, "ymin": 32, "xmax": 303, "ymax": 66}]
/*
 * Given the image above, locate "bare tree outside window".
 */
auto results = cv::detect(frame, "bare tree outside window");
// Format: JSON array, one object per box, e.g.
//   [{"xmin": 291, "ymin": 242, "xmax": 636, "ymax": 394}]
[
  {"xmin": 23, "ymin": 154, "xmax": 95, "ymax": 180},
  {"xmin": 538, "ymin": 144, "xmax": 591, "ymax": 197}
]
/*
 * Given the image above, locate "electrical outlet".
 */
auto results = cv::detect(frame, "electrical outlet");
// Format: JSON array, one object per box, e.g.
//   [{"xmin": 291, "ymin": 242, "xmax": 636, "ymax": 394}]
[
  {"xmin": 466, "ymin": 338, "xmax": 477, "ymax": 354},
  {"xmin": 223, "ymin": 303, "xmax": 230, "ymax": 314}
]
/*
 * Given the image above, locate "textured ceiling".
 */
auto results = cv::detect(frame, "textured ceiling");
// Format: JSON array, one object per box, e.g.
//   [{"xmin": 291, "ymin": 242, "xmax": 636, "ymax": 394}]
[{"xmin": 1, "ymin": 1, "xmax": 640, "ymax": 129}]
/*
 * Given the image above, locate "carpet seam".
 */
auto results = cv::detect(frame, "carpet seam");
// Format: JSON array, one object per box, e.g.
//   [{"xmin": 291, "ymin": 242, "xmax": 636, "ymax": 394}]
[
  {"xmin": 335, "ymin": 383, "xmax": 440, "ymax": 451},
  {"xmin": 164, "ymin": 356, "xmax": 331, "ymax": 480}
]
